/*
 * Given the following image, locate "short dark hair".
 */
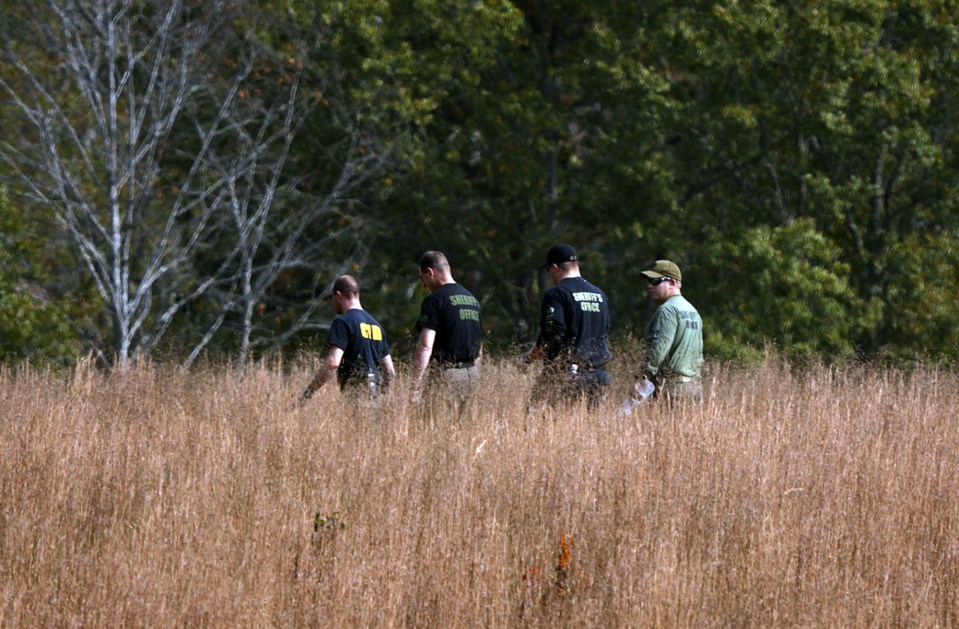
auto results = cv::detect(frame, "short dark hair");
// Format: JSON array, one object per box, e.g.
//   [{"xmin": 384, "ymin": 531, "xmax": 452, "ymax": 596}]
[
  {"xmin": 418, "ymin": 251, "xmax": 450, "ymax": 272},
  {"xmin": 330, "ymin": 274, "xmax": 359, "ymax": 296}
]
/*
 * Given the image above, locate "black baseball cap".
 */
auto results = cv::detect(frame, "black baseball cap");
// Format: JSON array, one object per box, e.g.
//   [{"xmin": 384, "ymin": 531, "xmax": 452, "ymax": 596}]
[{"xmin": 543, "ymin": 243, "xmax": 578, "ymax": 268}]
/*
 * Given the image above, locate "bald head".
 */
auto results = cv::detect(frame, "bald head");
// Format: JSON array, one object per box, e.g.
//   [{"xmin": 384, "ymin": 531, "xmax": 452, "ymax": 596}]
[
  {"xmin": 418, "ymin": 251, "xmax": 450, "ymax": 273},
  {"xmin": 331, "ymin": 274, "xmax": 359, "ymax": 297}
]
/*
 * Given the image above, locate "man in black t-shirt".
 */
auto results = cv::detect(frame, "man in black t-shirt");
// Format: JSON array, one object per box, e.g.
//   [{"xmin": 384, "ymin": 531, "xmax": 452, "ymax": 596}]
[
  {"xmin": 300, "ymin": 275, "xmax": 395, "ymax": 403},
  {"xmin": 522, "ymin": 243, "xmax": 612, "ymax": 409},
  {"xmin": 411, "ymin": 251, "xmax": 484, "ymax": 415}
]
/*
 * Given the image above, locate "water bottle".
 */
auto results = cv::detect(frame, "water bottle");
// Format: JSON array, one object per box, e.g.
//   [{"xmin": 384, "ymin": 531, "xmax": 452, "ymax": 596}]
[
  {"xmin": 367, "ymin": 370, "xmax": 379, "ymax": 399},
  {"xmin": 636, "ymin": 377, "xmax": 655, "ymax": 400},
  {"xmin": 569, "ymin": 363, "xmax": 579, "ymax": 382},
  {"xmin": 617, "ymin": 378, "xmax": 655, "ymax": 418}
]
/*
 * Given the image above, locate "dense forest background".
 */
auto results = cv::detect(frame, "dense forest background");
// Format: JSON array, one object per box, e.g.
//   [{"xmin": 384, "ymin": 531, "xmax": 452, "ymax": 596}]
[{"xmin": 2, "ymin": 0, "xmax": 958, "ymax": 367}]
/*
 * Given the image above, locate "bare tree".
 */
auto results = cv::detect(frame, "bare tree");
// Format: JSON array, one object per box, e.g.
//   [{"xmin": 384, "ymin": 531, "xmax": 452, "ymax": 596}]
[
  {"xmin": 0, "ymin": 0, "xmax": 383, "ymax": 367},
  {"xmin": 177, "ymin": 107, "xmax": 389, "ymax": 366}
]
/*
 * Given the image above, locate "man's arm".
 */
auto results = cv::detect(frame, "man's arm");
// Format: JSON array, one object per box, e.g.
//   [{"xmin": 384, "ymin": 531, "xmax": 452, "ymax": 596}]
[
  {"xmin": 523, "ymin": 344, "xmax": 545, "ymax": 364},
  {"xmin": 643, "ymin": 307, "xmax": 679, "ymax": 379},
  {"xmin": 380, "ymin": 354, "xmax": 397, "ymax": 384},
  {"xmin": 524, "ymin": 292, "xmax": 565, "ymax": 366},
  {"xmin": 411, "ymin": 327, "xmax": 435, "ymax": 400},
  {"xmin": 301, "ymin": 346, "xmax": 345, "ymax": 401}
]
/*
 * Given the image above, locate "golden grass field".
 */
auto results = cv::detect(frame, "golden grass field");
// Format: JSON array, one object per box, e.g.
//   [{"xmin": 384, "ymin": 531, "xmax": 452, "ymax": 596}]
[{"xmin": 1, "ymin": 357, "xmax": 957, "ymax": 627}]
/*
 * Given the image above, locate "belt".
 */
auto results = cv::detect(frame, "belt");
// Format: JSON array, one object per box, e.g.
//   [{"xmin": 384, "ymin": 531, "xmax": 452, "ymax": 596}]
[
  {"xmin": 444, "ymin": 359, "xmax": 476, "ymax": 369},
  {"xmin": 672, "ymin": 375, "xmax": 698, "ymax": 383}
]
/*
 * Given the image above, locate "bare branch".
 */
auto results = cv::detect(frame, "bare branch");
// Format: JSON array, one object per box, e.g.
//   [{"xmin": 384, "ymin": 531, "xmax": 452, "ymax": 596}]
[{"xmin": 2, "ymin": 0, "xmax": 392, "ymax": 366}]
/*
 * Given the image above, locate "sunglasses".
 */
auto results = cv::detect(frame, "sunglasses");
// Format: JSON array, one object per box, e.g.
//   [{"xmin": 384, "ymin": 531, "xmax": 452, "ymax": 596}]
[{"xmin": 646, "ymin": 276, "xmax": 672, "ymax": 286}]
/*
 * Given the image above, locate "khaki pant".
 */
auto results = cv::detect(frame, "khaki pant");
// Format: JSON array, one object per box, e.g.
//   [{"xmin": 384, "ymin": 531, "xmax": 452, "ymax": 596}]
[
  {"xmin": 660, "ymin": 378, "xmax": 702, "ymax": 405},
  {"xmin": 422, "ymin": 365, "xmax": 480, "ymax": 425},
  {"xmin": 438, "ymin": 364, "xmax": 480, "ymax": 402}
]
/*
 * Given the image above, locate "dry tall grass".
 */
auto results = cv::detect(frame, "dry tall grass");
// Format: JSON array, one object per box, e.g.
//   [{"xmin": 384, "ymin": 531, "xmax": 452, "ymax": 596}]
[{"xmin": 1, "ymin": 357, "xmax": 957, "ymax": 627}]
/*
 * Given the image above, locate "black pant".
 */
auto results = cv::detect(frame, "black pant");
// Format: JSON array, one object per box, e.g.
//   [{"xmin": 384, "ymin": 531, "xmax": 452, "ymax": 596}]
[{"xmin": 530, "ymin": 365, "xmax": 610, "ymax": 410}]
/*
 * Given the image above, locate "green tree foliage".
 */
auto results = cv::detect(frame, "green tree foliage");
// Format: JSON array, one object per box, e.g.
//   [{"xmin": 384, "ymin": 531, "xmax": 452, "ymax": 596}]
[
  {"xmin": 2, "ymin": 0, "xmax": 959, "ymax": 365},
  {"xmin": 299, "ymin": 0, "xmax": 536, "ymax": 348},
  {"xmin": 0, "ymin": 187, "xmax": 81, "ymax": 364},
  {"xmin": 635, "ymin": 0, "xmax": 959, "ymax": 361},
  {"xmin": 500, "ymin": 0, "xmax": 959, "ymax": 363},
  {"xmin": 880, "ymin": 233, "xmax": 959, "ymax": 362},
  {"xmin": 701, "ymin": 219, "xmax": 877, "ymax": 362},
  {"xmin": 356, "ymin": 1, "xmax": 681, "ymax": 349}
]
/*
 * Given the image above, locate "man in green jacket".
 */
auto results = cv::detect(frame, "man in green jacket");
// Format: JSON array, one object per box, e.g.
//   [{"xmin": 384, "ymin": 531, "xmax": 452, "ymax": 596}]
[{"xmin": 631, "ymin": 259, "xmax": 703, "ymax": 404}]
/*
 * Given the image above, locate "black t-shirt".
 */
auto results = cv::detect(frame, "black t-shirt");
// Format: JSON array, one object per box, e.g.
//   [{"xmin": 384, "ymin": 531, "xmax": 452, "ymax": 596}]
[
  {"xmin": 416, "ymin": 283, "xmax": 483, "ymax": 365},
  {"xmin": 326, "ymin": 308, "xmax": 391, "ymax": 388},
  {"xmin": 537, "ymin": 276, "xmax": 612, "ymax": 368}
]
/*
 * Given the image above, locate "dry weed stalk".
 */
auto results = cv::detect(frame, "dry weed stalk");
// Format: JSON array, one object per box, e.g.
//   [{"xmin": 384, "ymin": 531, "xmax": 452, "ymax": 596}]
[{"xmin": 0, "ymin": 358, "xmax": 957, "ymax": 627}]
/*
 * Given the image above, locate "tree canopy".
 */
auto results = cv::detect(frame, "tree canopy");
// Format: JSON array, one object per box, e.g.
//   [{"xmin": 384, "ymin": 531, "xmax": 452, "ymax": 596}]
[{"xmin": 2, "ymin": 0, "xmax": 958, "ymax": 366}]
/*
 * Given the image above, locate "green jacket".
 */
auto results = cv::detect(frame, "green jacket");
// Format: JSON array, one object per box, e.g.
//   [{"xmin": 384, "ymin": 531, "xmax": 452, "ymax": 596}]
[{"xmin": 644, "ymin": 294, "xmax": 703, "ymax": 380}]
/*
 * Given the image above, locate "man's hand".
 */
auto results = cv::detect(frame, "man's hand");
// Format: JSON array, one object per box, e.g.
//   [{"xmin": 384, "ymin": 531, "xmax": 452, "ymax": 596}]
[
  {"xmin": 519, "ymin": 346, "xmax": 544, "ymax": 373},
  {"xmin": 631, "ymin": 377, "xmax": 655, "ymax": 401},
  {"xmin": 297, "ymin": 387, "xmax": 314, "ymax": 406}
]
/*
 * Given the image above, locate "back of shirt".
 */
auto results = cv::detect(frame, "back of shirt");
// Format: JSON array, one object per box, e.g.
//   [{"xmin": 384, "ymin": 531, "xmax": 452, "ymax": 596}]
[
  {"xmin": 537, "ymin": 276, "xmax": 612, "ymax": 368},
  {"xmin": 416, "ymin": 283, "xmax": 484, "ymax": 365},
  {"xmin": 326, "ymin": 308, "xmax": 391, "ymax": 388}
]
